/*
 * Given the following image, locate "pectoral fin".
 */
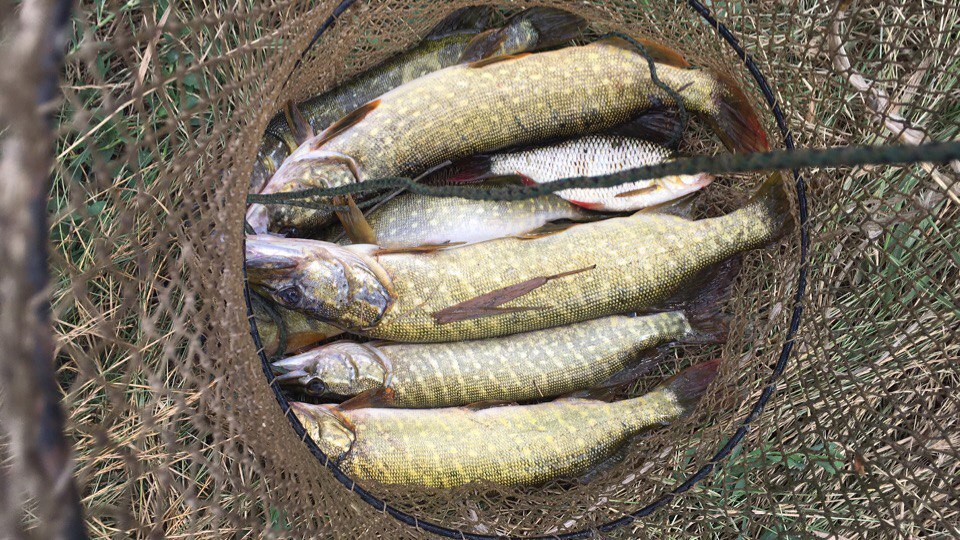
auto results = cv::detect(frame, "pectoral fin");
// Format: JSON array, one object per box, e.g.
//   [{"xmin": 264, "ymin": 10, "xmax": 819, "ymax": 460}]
[
  {"xmin": 374, "ymin": 242, "xmax": 466, "ymax": 256},
  {"xmin": 432, "ymin": 265, "xmax": 595, "ymax": 324},
  {"xmin": 283, "ymin": 100, "xmax": 315, "ymax": 145},
  {"xmin": 333, "ymin": 195, "xmax": 377, "ymax": 245},
  {"xmin": 339, "ymin": 387, "xmax": 396, "ymax": 410},
  {"xmin": 312, "ymin": 100, "xmax": 380, "ymax": 149}
]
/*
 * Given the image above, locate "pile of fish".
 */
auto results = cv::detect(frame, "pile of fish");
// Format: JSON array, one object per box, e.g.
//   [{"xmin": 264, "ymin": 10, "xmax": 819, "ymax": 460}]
[{"xmin": 245, "ymin": 7, "xmax": 788, "ymax": 489}]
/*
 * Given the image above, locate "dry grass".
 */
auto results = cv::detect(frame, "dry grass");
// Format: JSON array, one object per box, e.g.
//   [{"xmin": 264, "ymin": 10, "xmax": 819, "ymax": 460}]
[{"xmin": 46, "ymin": 0, "xmax": 960, "ymax": 538}]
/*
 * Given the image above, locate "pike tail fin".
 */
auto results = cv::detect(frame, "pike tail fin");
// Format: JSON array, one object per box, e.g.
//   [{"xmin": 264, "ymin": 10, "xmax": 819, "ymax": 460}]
[
  {"xmin": 461, "ymin": 7, "xmax": 586, "ymax": 62},
  {"xmin": 735, "ymin": 172, "xmax": 794, "ymax": 246},
  {"xmin": 426, "ymin": 6, "xmax": 497, "ymax": 40},
  {"xmin": 708, "ymin": 71, "xmax": 770, "ymax": 153},
  {"xmin": 661, "ymin": 359, "xmax": 721, "ymax": 412}
]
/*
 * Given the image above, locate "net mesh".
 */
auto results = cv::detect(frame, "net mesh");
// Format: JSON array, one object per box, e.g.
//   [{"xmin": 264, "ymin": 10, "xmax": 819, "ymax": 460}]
[{"xmin": 1, "ymin": 0, "xmax": 958, "ymax": 537}]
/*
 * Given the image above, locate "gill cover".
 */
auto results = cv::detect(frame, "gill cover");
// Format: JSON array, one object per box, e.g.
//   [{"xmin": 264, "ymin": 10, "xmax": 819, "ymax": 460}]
[{"xmin": 245, "ymin": 235, "xmax": 395, "ymax": 330}]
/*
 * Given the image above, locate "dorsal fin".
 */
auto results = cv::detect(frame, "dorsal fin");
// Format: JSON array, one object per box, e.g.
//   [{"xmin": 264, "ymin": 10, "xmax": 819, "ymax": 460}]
[
  {"xmin": 468, "ymin": 52, "xmax": 532, "ymax": 69},
  {"xmin": 594, "ymin": 36, "xmax": 691, "ymax": 69},
  {"xmin": 312, "ymin": 100, "xmax": 380, "ymax": 149}
]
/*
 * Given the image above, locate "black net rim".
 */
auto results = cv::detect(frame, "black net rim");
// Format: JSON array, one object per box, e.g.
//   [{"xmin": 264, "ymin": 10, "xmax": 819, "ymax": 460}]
[{"xmin": 242, "ymin": 1, "xmax": 810, "ymax": 537}]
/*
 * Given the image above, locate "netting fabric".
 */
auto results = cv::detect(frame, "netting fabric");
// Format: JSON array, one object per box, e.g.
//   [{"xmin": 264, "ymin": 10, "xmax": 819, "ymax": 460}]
[{"xmin": 0, "ymin": 0, "xmax": 957, "ymax": 537}]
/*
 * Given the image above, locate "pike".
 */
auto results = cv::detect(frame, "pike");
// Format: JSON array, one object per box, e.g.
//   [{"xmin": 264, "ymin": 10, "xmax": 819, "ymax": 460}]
[
  {"xmin": 272, "ymin": 309, "xmax": 726, "ymax": 408},
  {"xmin": 248, "ymin": 36, "xmax": 768, "ymax": 234},
  {"xmin": 290, "ymin": 360, "xmax": 720, "ymax": 487},
  {"xmin": 350, "ymin": 190, "xmax": 596, "ymax": 248},
  {"xmin": 249, "ymin": 7, "xmax": 586, "ymax": 193},
  {"xmin": 245, "ymin": 174, "xmax": 790, "ymax": 343}
]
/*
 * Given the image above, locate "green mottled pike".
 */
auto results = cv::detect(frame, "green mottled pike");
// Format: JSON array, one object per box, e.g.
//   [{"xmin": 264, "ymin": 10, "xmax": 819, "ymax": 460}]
[
  {"xmin": 353, "ymin": 191, "xmax": 593, "ymax": 248},
  {"xmin": 273, "ymin": 311, "xmax": 716, "ymax": 407},
  {"xmin": 253, "ymin": 301, "xmax": 342, "ymax": 356},
  {"xmin": 249, "ymin": 37, "xmax": 766, "ymax": 233},
  {"xmin": 291, "ymin": 360, "xmax": 719, "ymax": 487},
  {"xmin": 249, "ymin": 7, "xmax": 585, "ymax": 193},
  {"xmin": 246, "ymin": 174, "xmax": 789, "ymax": 343}
]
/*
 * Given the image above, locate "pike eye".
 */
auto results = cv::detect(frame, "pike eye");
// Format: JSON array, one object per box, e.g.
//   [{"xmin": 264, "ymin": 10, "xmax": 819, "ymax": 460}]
[
  {"xmin": 278, "ymin": 286, "xmax": 302, "ymax": 306},
  {"xmin": 306, "ymin": 380, "xmax": 327, "ymax": 397}
]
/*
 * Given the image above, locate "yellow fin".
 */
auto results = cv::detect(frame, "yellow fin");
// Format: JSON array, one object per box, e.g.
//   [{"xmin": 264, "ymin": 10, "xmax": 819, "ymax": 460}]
[{"xmin": 333, "ymin": 194, "xmax": 377, "ymax": 245}]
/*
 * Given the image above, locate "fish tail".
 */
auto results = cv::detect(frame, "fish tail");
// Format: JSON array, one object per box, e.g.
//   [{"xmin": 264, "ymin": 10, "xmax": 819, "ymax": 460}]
[
  {"xmin": 426, "ymin": 6, "xmax": 498, "ymax": 40},
  {"xmin": 461, "ymin": 8, "xmax": 586, "ymax": 61},
  {"xmin": 661, "ymin": 359, "xmax": 721, "ymax": 413},
  {"xmin": 678, "ymin": 257, "xmax": 741, "ymax": 344},
  {"xmin": 432, "ymin": 155, "xmax": 495, "ymax": 185},
  {"xmin": 707, "ymin": 71, "xmax": 770, "ymax": 153},
  {"xmin": 509, "ymin": 7, "xmax": 587, "ymax": 50}
]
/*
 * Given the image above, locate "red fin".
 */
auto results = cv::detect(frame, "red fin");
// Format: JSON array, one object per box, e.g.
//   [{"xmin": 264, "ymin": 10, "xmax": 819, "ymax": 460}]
[
  {"xmin": 568, "ymin": 199, "xmax": 604, "ymax": 211},
  {"xmin": 708, "ymin": 72, "xmax": 769, "ymax": 153},
  {"xmin": 432, "ymin": 265, "xmax": 595, "ymax": 324},
  {"xmin": 284, "ymin": 100, "xmax": 315, "ymax": 145},
  {"xmin": 333, "ymin": 195, "xmax": 377, "ymax": 245},
  {"xmin": 594, "ymin": 36, "xmax": 691, "ymax": 69},
  {"xmin": 374, "ymin": 242, "xmax": 466, "ymax": 255},
  {"xmin": 312, "ymin": 100, "xmax": 380, "ymax": 149},
  {"xmin": 662, "ymin": 359, "xmax": 721, "ymax": 411},
  {"xmin": 339, "ymin": 388, "xmax": 396, "ymax": 410},
  {"xmin": 468, "ymin": 53, "xmax": 532, "ymax": 69},
  {"xmin": 435, "ymin": 155, "xmax": 494, "ymax": 185}
]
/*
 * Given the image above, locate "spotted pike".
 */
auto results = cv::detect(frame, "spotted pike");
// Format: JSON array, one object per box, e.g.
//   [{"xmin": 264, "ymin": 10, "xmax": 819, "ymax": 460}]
[
  {"xmin": 348, "ymin": 190, "xmax": 594, "ymax": 248},
  {"xmin": 273, "ymin": 309, "xmax": 724, "ymax": 407},
  {"xmin": 447, "ymin": 136, "xmax": 714, "ymax": 212},
  {"xmin": 252, "ymin": 301, "xmax": 342, "ymax": 357},
  {"xmin": 246, "ymin": 174, "xmax": 788, "ymax": 343},
  {"xmin": 248, "ymin": 36, "xmax": 767, "ymax": 233},
  {"xmin": 249, "ymin": 7, "xmax": 585, "ymax": 193},
  {"xmin": 291, "ymin": 359, "xmax": 719, "ymax": 487}
]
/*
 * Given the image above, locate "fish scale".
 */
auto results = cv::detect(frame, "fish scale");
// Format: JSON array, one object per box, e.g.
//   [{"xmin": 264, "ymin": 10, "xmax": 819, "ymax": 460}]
[
  {"xmin": 359, "ymin": 184, "xmax": 780, "ymax": 343},
  {"xmin": 488, "ymin": 135, "xmax": 710, "ymax": 211},
  {"xmin": 274, "ymin": 313, "xmax": 693, "ymax": 407},
  {"xmin": 246, "ymin": 175, "xmax": 788, "ymax": 345},
  {"xmin": 292, "ymin": 371, "xmax": 700, "ymax": 487},
  {"xmin": 357, "ymin": 191, "xmax": 591, "ymax": 248},
  {"xmin": 255, "ymin": 38, "xmax": 745, "ymax": 232}
]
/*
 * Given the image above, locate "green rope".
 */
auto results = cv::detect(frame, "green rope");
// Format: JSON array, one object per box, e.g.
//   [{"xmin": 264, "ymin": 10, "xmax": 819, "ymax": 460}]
[
  {"xmin": 247, "ymin": 141, "xmax": 960, "ymax": 206},
  {"xmin": 598, "ymin": 31, "xmax": 690, "ymax": 148}
]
